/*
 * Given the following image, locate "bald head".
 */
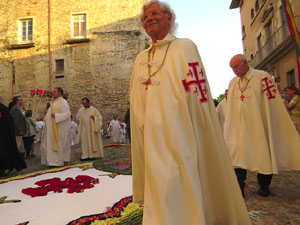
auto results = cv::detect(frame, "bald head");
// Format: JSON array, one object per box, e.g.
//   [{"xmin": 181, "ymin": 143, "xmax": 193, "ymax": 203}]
[{"xmin": 230, "ymin": 54, "xmax": 249, "ymax": 77}]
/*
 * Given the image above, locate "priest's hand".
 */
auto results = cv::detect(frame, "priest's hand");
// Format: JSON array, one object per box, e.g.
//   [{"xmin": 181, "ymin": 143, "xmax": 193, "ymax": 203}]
[
  {"xmin": 90, "ymin": 115, "xmax": 95, "ymax": 120},
  {"xmin": 51, "ymin": 113, "xmax": 55, "ymax": 118}
]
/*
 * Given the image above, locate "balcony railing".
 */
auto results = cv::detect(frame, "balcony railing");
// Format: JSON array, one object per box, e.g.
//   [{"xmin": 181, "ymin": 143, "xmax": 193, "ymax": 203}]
[{"xmin": 250, "ymin": 16, "xmax": 300, "ymax": 67}]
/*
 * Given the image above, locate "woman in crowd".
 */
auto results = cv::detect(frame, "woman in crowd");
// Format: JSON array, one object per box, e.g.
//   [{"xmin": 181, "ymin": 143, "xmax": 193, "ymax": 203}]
[
  {"xmin": 23, "ymin": 110, "xmax": 36, "ymax": 158},
  {"xmin": 284, "ymin": 85, "xmax": 300, "ymax": 134}
]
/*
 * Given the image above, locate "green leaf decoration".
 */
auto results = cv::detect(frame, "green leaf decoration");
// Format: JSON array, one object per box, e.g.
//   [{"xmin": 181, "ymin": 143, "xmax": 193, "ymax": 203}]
[
  {"xmin": 93, "ymin": 160, "xmax": 132, "ymax": 175},
  {"xmin": 0, "ymin": 196, "xmax": 7, "ymax": 201},
  {"xmin": 108, "ymin": 173, "xmax": 118, "ymax": 178},
  {"xmin": 0, "ymin": 196, "xmax": 21, "ymax": 204},
  {"xmin": 116, "ymin": 208, "xmax": 143, "ymax": 225}
]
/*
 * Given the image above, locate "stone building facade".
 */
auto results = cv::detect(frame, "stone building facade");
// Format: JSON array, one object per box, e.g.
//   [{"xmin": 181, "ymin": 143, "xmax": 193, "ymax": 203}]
[
  {"xmin": 230, "ymin": 0, "xmax": 300, "ymax": 89},
  {"xmin": 0, "ymin": 0, "xmax": 148, "ymax": 122}
]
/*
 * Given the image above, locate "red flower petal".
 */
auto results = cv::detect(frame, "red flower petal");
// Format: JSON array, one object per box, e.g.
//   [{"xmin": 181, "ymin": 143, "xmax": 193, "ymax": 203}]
[{"xmin": 22, "ymin": 175, "xmax": 99, "ymax": 197}]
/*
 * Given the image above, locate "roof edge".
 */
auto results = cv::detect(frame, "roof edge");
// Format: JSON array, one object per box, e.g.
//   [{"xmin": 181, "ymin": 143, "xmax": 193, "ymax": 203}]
[{"xmin": 230, "ymin": 0, "xmax": 241, "ymax": 9}]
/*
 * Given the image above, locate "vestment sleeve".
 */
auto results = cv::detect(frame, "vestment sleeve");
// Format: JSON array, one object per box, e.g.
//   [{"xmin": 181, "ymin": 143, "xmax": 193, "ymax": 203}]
[
  {"xmin": 55, "ymin": 100, "xmax": 71, "ymax": 123},
  {"xmin": 93, "ymin": 108, "xmax": 102, "ymax": 132}
]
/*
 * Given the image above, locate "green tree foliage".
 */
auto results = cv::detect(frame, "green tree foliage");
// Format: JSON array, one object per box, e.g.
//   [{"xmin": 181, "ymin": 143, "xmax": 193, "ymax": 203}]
[{"xmin": 216, "ymin": 93, "xmax": 225, "ymax": 103}]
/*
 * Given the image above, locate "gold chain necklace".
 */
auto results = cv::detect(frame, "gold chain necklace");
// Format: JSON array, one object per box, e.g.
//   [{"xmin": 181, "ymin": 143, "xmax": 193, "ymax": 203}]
[
  {"xmin": 144, "ymin": 41, "xmax": 173, "ymax": 90},
  {"xmin": 238, "ymin": 77, "xmax": 250, "ymax": 101}
]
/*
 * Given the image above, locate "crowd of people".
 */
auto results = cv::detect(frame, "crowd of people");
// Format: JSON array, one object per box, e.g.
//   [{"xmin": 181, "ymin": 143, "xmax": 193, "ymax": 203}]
[
  {"xmin": 102, "ymin": 116, "xmax": 129, "ymax": 144},
  {"xmin": 1, "ymin": 1, "xmax": 300, "ymax": 224},
  {"xmin": 0, "ymin": 88, "xmax": 131, "ymax": 174}
]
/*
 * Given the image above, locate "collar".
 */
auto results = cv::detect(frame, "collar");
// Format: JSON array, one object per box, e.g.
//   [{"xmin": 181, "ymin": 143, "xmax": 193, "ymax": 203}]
[
  {"xmin": 148, "ymin": 33, "xmax": 176, "ymax": 50},
  {"xmin": 240, "ymin": 67, "xmax": 254, "ymax": 81}
]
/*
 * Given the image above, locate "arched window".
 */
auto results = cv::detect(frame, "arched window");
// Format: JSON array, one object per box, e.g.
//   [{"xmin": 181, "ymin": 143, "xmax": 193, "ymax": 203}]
[
  {"xmin": 255, "ymin": 0, "xmax": 260, "ymax": 12},
  {"xmin": 251, "ymin": 9, "xmax": 255, "ymax": 20}
]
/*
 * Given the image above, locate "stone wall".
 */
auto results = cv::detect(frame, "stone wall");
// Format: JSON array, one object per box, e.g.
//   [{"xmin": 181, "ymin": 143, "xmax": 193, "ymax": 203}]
[{"xmin": 0, "ymin": 0, "xmax": 148, "ymax": 122}]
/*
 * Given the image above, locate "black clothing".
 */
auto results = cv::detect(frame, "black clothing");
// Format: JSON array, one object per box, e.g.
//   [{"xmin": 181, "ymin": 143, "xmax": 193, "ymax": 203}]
[
  {"xmin": 0, "ymin": 103, "xmax": 26, "ymax": 173},
  {"xmin": 23, "ymin": 136, "xmax": 34, "ymax": 157},
  {"xmin": 234, "ymin": 168, "xmax": 272, "ymax": 197},
  {"xmin": 124, "ymin": 108, "xmax": 131, "ymax": 142}
]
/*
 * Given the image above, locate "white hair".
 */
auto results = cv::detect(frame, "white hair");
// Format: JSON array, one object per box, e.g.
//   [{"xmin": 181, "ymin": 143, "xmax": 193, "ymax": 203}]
[
  {"xmin": 231, "ymin": 54, "xmax": 249, "ymax": 65},
  {"xmin": 237, "ymin": 54, "xmax": 248, "ymax": 64},
  {"xmin": 139, "ymin": 0, "xmax": 177, "ymax": 35}
]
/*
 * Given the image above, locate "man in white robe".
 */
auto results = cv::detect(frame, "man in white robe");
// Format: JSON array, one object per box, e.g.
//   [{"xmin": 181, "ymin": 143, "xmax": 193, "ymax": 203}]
[
  {"xmin": 35, "ymin": 119, "xmax": 45, "ymax": 142},
  {"xmin": 216, "ymin": 89, "xmax": 228, "ymax": 131},
  {"xmin": 75, "ymin": 107, "xmax": 82, "ymax": 122},
  {"xmin": 225, "ymin": 54, "xmax": 300, "ymax": 197},
  {"xmin": 130, "ymin": 1, "xmax": 251, "ymax": 225},
  {"xmin": 41, "ymin": 87, "xmax": 71, "ymax": 167},
  {"xmin": 109, "ymin": 116, "xmax": 120, "ymax": 143},
  {"xmin": 34, "ymin": 119, "xmax": 42, "ymax": 142},
  {"xmin": 78, "ymin": 98, "xmax": 104, "ymax": 160},
  {"xmin": 70, "ymin": 117, "xmax": 78, "ymax": 146}
]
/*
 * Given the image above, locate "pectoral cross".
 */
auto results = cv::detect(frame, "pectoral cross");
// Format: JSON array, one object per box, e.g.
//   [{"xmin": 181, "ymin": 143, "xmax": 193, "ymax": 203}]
[
  {"xmin": 144, "ymin": 78, "xmax": 151, "ymax": 90},
  {"xmin": 240, "ymin": 94, "xmax": 245, "ymax": 101}
]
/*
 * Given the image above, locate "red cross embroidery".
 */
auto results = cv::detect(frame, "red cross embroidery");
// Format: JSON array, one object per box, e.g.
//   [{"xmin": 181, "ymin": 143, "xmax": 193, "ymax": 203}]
[
  {"xmin": 261, "ymin": 77, "xmax": 276, "ymax": 99},
  {"xmin": 194, "ymin": 87, "xmax": 199, "ymax": 95},
  {"xmin": 187, "ymin": 69, "xmax": 193, "ymax": 77},
  {"xmin": 182, "ymin": 62, "xmax": 208, "ymax": 103}
]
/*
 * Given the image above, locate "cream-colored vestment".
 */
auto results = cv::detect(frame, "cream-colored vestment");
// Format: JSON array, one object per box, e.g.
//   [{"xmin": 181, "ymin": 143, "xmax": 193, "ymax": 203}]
[
  {"xmin": 70, "ymin": 121, "xmax": 78, "ymax": 146},
  {"xmin": 41, "ymin": 97, "xmax": 71, "ymax": 166},
  {"xmin": 130, "ymin": 34, "xmax": 251, "ymax": 225},
  {"xmin": 216, "ymin": 99, "xmax": 227, "ymax": 131},
  {"xmin": 78, "ymin": 106, "xmax": 104, "ymax": 159},
  {"xmin": 109, "ymin": 119, "xmax": 120, "ymax": 143},
  {"xmin": 224, "ymin": 67, "xmax": 300, "ymax": 174}
]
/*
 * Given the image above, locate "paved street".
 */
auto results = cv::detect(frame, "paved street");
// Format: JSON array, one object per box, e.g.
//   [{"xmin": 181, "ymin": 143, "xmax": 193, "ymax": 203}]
[
  {"xmin": 7, "ymin": 137, "xmax": 128, "ymax": 178},
  {"xmin": 2, "ymin": 138, "xmax": 300, "ymax": 224}
]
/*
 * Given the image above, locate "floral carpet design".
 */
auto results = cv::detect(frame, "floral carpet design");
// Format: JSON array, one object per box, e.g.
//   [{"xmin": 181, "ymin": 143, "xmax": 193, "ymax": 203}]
[
  {"xmin": 67, "ymin": 196, "xmax": 143, "ymax": 225},
  {"xmin": 0, "ymin": 161, "xmax": 136, "ymax": 225}
]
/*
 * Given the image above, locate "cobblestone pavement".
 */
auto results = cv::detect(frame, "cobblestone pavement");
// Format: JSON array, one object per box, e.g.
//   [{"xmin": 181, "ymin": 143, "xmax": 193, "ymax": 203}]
[
  {"xmin": 4, "ymin": 138, "xmax": 300, "ymax": 224},
  {"xmin": 244, "ymin": 171, "xmax": 300, "ymax": 224}
]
